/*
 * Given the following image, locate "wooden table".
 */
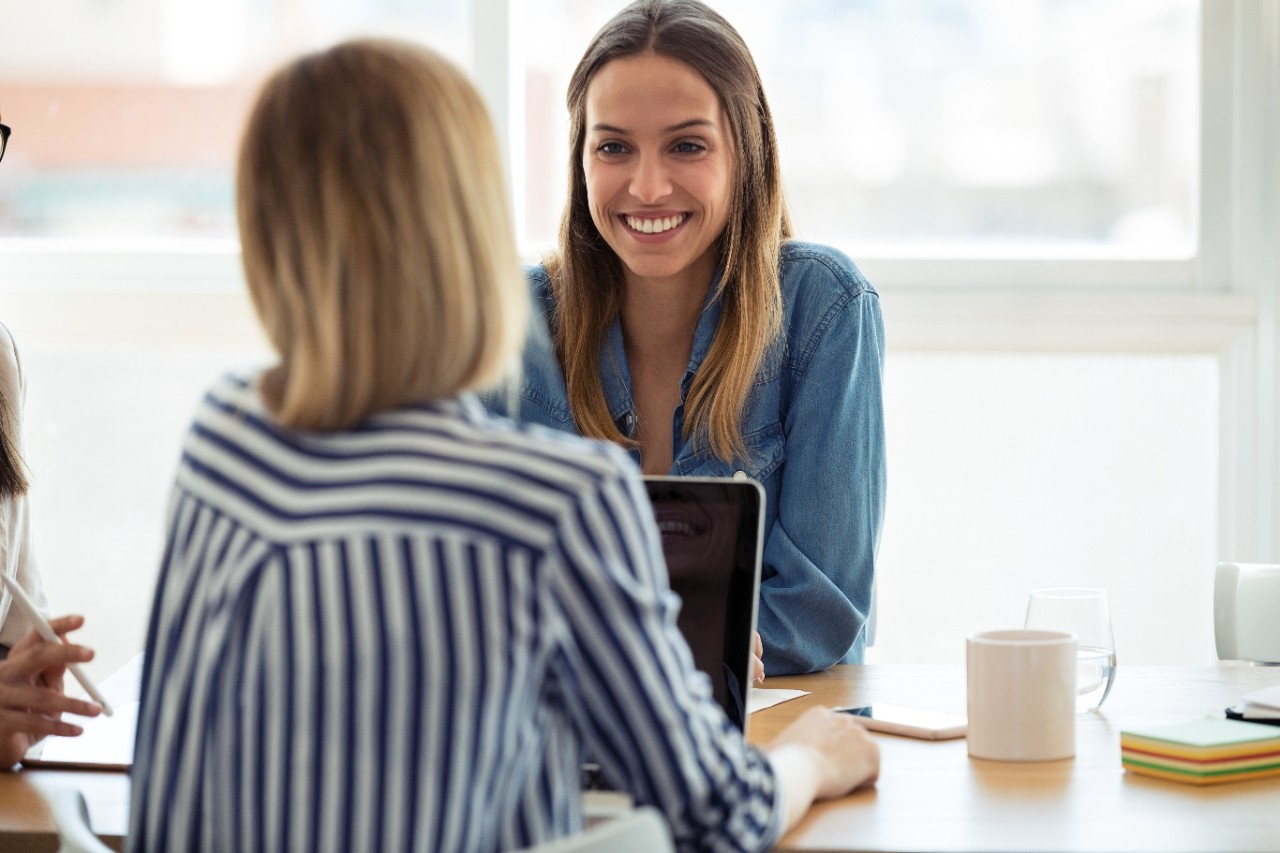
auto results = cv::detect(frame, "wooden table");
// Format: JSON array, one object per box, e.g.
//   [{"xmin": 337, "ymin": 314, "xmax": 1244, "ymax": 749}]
[
  {"xmin": 0, "ymin": 768, "xmax": 126, "ymax": 852},
  {"xmin": 750, "ymin": 665, "xmax": 1280, "ymax": 853},
  {"xmin": 1, "ymin": 665, "xmax": 1277, "ymax": 852}
]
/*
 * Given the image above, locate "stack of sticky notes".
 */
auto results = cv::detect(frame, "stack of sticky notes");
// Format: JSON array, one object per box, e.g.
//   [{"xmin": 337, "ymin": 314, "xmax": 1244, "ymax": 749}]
[{"xmin": 1120, "ymin": 718, "xmax": 1280, "ymax": 785}]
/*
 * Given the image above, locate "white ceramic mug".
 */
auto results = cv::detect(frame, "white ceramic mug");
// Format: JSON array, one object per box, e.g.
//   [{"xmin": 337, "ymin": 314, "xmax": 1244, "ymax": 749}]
[
  {"xmin": 1215, "ymin": 562, "xmax": 1280, "ymax": 663},
  {"xmin": 967, "ymin": 629, "xmax": 1076, "ymax": 761}
]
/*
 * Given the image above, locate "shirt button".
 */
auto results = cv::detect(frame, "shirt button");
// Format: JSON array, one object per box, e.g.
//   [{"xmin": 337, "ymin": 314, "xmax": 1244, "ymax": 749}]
[{"xmin": 733, "ymin": 470, "xmax": 747, "ymax": 480}]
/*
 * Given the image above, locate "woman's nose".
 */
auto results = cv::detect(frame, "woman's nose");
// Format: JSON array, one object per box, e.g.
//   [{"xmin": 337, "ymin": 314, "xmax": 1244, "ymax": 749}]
[{"xmin": 629, "ymin": 153, "xmax": 672, "ymax": 203}]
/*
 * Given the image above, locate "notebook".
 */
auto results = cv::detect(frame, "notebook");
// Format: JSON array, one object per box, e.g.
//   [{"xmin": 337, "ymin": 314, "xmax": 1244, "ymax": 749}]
[{"xmin": 643, "ymin": 475, "xmax": 765, "ymax": 733}]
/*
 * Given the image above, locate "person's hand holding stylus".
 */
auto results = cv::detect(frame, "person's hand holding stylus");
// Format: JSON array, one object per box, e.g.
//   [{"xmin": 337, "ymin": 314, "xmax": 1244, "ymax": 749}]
[
  {"xmin": 0, "ymin": 574, "xmax": 110, "ymax": 767},
  {"xmin": 0, "ymin": 574, "xmax": 112, "ymax": 716},
  {"xmin": 0, "ymin": 611, "xmax": 104, "ymax": 767}
]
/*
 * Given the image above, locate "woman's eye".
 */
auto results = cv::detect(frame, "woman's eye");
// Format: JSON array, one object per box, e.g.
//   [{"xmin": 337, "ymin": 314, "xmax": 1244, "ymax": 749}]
[
  {"xmin": 596, "ymin": 141, "xmax": 627, "ymax": 155},
  {"xmin": 674, "ymin": 141, "xmax": 706, "ymax": 154}
]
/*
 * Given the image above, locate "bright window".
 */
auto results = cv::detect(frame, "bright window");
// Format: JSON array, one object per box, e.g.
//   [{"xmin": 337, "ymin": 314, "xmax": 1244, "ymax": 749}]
[
  {"xmin": 0, "ymin": 0, "xmax": 470, "ymax": 238},
  {"xmin": 4, "ymin": 1, "xmax": 1199, "ymax": 253},
  {"xmin": 523, "ymin": 0, "xmax": 1199, "ymax": 255}
]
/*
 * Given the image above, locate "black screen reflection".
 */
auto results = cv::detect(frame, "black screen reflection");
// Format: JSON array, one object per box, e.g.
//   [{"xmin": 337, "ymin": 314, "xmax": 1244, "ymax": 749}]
[{"xmin": 646, "ymin": 480, "xmax": 760, "ymax": 730}]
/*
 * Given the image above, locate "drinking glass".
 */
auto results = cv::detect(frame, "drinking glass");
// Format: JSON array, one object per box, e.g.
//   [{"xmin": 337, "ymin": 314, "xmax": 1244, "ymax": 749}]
[{"xmin": 1024, "ymin": 587, "xmax": 1116, "ymax": 712}]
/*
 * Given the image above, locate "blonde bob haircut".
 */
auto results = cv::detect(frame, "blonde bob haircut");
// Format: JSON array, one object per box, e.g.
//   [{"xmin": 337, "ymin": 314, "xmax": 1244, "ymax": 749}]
[
  {"xmin": 554, "ymin": 0, "xmax": 791, "ymax": 464},
  {"xmin": 237, "ymin": 39, "xmax": 526, "ymax": 430}
]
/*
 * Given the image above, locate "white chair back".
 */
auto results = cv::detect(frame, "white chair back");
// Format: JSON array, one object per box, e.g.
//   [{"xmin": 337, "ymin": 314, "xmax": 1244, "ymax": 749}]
[
  {"xmin": 40, "ymin": 786, "xmax": 115, "ymax": 853},
  {"xmin": 514, "ymin": 807, "xmax": 674, "ymax": 853}
]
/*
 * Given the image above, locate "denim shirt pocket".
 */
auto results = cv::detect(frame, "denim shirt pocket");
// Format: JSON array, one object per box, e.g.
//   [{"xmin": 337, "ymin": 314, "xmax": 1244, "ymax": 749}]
[
  {"xmin": 678, "ymin": 374, "xmax": 786, "ymax": 483},
  {"xmin": 736, "ymin": 358, "xmax": 786, "ymax": 481},
  {"xmin": 517, "ymin": 378, "xmax": 575, "ymax": 431},
  {"xmin": 737, "ymin": 420, "xmax": 785, "ymax": 483}
]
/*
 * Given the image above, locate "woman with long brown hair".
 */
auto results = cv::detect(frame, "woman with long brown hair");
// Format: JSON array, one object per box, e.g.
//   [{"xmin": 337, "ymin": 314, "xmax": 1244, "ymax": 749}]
[{"xmin": 492, "ymin": 0, "xmax": 886, "ymax": 675}]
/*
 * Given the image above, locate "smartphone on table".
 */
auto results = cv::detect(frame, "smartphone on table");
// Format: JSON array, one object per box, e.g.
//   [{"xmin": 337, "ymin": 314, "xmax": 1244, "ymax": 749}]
[{"xmin": 837, "ymin": 702, "xmax": 967, "ymax": 740}]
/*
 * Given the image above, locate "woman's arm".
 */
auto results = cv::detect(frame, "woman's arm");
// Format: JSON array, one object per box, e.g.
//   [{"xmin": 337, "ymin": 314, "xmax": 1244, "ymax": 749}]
[
  {"xmin": 0, "ymin": 614, "xmax": 102, "ymax": 767},
  {"xmin": 757, "ymin": 269, "xmax": 886, "ymax": 675}
]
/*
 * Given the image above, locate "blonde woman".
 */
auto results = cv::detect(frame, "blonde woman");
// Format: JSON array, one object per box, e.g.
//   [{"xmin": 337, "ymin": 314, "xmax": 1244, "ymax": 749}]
[
  {"xmin": 126, "ymin": 39, "xmax": 877, "ymax": 852},
  {"xmin": 491, "ymin": 0, "xmax": 886, "ymax": 675}
]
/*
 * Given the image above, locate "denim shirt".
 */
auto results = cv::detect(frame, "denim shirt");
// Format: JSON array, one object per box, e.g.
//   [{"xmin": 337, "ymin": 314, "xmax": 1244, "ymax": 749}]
[{"xmin": 487, "ymin": 241, "xmax": 886, "ymax": 675}]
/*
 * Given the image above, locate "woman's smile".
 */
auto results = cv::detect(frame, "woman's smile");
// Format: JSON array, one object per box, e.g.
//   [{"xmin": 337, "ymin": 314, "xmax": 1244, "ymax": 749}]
[{"xmin": 623, "ymin": 212, "xmax": 690, "ymax": 237}]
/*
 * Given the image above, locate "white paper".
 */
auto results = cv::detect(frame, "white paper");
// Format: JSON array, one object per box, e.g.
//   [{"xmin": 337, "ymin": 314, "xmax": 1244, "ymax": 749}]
[
  {"xmin": 747, "ymin": 687, "xmax": 809, "ymax": 715},
  {"xmin": 28, "ymin": 701, "xmax": 139, "ymax": 767},
  {"xmin": 1242, "ymin": 683, "xmax": 1280, "ymax": 711}
]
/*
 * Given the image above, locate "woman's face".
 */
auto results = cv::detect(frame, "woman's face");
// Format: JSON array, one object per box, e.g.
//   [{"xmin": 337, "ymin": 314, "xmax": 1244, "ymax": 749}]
[{"xmin": 582, "ymin": 52, "xmax": 735, "ymax": 290}]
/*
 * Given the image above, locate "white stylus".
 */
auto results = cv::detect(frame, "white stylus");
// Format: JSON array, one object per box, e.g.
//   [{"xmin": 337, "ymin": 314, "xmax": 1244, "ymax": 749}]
[{"xmin": 1, "ymin": 573, "xmax": 113, "ymax": 717}]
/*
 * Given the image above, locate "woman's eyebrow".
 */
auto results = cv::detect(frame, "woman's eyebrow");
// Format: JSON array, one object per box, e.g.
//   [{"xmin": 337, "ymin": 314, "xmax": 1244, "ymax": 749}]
[
  {"xmin": 589, "ymin": 118, "xmax": 716, "ymax": 135},
  {"xmin": 664, "ymin": 118, "xmax": 715, "ymax": 133}
]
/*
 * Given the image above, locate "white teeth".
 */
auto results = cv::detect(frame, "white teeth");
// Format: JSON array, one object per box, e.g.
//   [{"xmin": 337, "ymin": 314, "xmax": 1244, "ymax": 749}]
[{"xmin": 626, "ymin": 214, "xmax": 686, "ymax": 234}]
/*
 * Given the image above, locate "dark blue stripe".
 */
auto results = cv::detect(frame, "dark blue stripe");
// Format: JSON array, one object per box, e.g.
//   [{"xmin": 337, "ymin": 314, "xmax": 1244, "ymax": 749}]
[
  {"xmin": 366, "ymin": 537, "xmax": 389, "ymax": 853},
  {"xmin": 252, "ymin": 594, "xmax": 268, "ymax": 853},
  {"xmin": 428, "ymin": 539, "xmax": 457, "ymax": 853},
  {"xmin": 462, "ymin": 541, "xmax": 491, "ymax": 846},
  {"xmin": 277, "ymin": 558, "xmax": 297, "ymax": 853},
  {"xmin": 305, "ymin": 543, "xmax": 327, "ymax": 852},
  {"xmin": 335, "ymin": 540, "xmax": 357, "ymax": 853},
  {"xmin": 397, "ymin": 537, "xmax": 425, "ymax": 850}
]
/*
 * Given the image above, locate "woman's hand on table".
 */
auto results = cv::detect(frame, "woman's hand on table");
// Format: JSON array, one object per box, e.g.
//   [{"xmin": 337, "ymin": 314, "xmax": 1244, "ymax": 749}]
[{"xmin": 761, "ymin": 706, "xmax": 880, "ymax": 833}]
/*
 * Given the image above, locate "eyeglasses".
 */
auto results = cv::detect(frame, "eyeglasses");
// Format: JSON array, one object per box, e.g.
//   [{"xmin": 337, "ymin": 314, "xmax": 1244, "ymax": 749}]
[{"xmin": 0, "ymin": 123, "xmax": 9, "ymax": 163}]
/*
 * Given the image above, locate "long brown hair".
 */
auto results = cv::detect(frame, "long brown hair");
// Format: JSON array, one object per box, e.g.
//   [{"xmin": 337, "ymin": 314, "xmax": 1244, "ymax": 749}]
[
  {"xmin": 0, "ymin": 388, "xmax": 28, "ymax": 497},
  {"xmin": 553, "ymin": 0, "xmax": 791, "ymax": 464}
]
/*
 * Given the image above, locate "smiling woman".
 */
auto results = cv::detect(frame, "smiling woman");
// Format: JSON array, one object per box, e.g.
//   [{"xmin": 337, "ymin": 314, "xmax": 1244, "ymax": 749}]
[{"xmin": 485, "ymin": 0, "xmax": 887, "ymax": 677}]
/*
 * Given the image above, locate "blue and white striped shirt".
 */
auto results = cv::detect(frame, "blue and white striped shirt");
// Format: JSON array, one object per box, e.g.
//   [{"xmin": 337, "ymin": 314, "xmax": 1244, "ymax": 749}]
[{"xmin": 127, "ymin": 374, "xmax": 780, "ymax": 852}]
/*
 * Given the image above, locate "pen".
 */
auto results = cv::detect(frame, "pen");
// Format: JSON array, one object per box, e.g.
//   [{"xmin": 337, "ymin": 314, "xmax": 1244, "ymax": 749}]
[{"xmin": 0, "ymin": 573, "xmax": 113, "ymax": 717}]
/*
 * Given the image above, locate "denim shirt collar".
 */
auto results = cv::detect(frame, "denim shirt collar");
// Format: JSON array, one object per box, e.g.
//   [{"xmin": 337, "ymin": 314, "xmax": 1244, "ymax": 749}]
[{"xmin": 599, "ymin": 268, "xmax": 725, "ymax": 434}]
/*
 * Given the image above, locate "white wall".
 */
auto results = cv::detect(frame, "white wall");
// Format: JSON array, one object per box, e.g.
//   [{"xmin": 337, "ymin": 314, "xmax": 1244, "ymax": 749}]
[{"xmin": 869, "ymin": 352, "xmax": 1218, "ymax": 665}]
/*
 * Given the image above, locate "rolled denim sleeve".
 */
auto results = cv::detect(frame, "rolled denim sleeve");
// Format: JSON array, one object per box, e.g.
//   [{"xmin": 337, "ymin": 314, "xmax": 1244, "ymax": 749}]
[{"xmin": 758, "ymin": 259, "xmax": 886, "ymax": 675}]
